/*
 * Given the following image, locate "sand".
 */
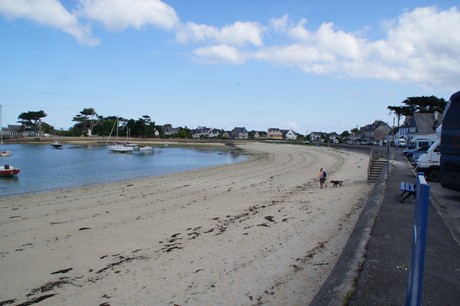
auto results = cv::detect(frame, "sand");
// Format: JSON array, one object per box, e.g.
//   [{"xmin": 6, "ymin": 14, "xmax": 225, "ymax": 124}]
[{"xmin": 0, "ymin": 143, "xmax": 373, "ymax": 305}]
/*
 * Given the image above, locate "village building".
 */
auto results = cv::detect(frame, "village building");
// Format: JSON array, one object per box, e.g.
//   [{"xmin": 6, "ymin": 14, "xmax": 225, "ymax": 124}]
[
  {"xmin": 267, "ymin": 128, "xmax": 283, "ymax": 140},
  {"xmin": 230, "ymin": 127, "xmax": 248, "ymax": 139}
]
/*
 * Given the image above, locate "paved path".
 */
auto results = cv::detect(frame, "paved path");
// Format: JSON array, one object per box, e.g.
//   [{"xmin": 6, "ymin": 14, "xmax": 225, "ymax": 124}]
[{"xmin": 350, "ymin": 149, "xmax": 460, "ymax": 305}]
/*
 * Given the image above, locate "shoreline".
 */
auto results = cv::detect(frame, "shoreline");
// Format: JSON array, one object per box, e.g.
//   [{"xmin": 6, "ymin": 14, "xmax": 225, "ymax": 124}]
[
  {"xmin": 0, "ymin": 143, "xmax": 373, "ymax": 305},
  {"xmin": 0, "ymin": 143, "xmax": 252, "ymax": 199},
  {"xmin": 2, "ymin": 136, "xmax": 240, "ymax": 145}
]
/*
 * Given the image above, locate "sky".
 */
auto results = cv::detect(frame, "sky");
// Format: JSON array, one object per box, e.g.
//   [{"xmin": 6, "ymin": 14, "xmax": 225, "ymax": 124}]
[{"xmin": 1, "ymin": 0, "xmax": 459, "ymax": 134}]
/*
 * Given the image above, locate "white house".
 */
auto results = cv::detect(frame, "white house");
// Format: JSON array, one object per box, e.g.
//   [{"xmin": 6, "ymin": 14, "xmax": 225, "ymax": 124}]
[{"xmin": 283, "ymin": 129, "xmax": 297, "ymax": 140}]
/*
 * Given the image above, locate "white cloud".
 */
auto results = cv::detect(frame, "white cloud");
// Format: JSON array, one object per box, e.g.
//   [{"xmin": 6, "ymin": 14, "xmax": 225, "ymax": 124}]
[
  {"xmin": 0, "ymin": 0, "xmax": 99, "ymax": 46},
  {"xmin": 286, "ymin": 19, "xmax": 310, "ymax": 40},
  {"xmin": 176, "ymin": 22, "xmax": 219, "ymax": 44},
  {"xmin": 245, "ymin": 7, "xmax": 460, "ymax": 90},
  {"xmin": 177, "ymin": 21, "xmax": 265, "ymax": 47},
  {"xmin": 78, "ymin": 0, "xmax": 179, "ymax": 31},
  {"xmin": 193, "ymin": 45, "xmax": 245, "ymax": 64},
  {"xmin": 314, "ymin": 22, "xmax": 365, "ymax": 60},
  {"xmin": 365, "ymin": 6, "xmax": 460, "ymax": 88},
  {"xmin": 269, "ymin": 15, "xmax": 289, "ymax": 33}
]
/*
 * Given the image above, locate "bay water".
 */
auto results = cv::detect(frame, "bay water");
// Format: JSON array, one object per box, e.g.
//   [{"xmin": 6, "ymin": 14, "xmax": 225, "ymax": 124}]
[{"xmin": 0, "ymin": 143, "xmax": 246, "ymax": 197}]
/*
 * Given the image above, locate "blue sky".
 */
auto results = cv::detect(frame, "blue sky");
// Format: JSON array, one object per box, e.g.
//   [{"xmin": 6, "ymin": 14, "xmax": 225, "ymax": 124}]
[{"xmin": 1, "ymin": 0, "xmax": 459, "ymax": 134}]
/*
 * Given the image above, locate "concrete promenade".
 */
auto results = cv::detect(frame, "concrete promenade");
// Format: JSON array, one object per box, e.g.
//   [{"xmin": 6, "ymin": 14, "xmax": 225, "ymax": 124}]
[{"xmin": 311, "ymin": 147, "xmax": 460, "ymax": 305}]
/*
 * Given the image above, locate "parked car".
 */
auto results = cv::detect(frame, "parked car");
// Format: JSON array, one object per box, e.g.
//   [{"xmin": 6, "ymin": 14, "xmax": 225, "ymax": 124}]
[
  {"xmin": 408, "ymin": 145, "xmax": 431, "ymax": 162},
  {"xmin": 397, "ymin": 137, "xmax": 407, "ymax": 147}
]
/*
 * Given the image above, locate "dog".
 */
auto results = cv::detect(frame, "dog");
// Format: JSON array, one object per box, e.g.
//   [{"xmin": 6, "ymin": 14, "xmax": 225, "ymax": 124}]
[{"xmin": 330, "ymin": 180, "xmax": 343, "ymax": 187}]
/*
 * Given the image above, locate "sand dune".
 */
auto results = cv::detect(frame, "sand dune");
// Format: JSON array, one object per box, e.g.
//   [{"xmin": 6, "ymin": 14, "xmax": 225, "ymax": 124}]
[{"xmin": 0, "ymin": 143, "xmax": 372, "ymax": 305}]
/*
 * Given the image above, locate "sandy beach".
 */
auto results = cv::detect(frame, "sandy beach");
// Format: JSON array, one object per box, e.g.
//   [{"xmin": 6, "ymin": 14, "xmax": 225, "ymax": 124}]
[{"xmin": 0, "ymin": 143, "xmax": 373, "ymax": 305}]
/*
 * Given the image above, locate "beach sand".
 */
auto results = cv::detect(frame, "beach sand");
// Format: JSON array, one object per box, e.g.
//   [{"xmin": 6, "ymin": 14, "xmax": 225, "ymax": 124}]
[{"xmin": 0, "ymin": 143, "xmax": 372, "ymax": 305}]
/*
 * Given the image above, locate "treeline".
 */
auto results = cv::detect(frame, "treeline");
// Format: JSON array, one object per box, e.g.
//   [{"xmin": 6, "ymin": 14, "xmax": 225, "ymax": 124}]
[{"xmin": 17, "ymin": 108, "xmax": 192, "ymax": 138}]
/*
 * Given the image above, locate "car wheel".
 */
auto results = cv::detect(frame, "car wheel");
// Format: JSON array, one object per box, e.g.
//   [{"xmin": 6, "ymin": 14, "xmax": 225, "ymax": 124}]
[{"xmin": 427, "ymin": 168, "xmax": 440, "ymax": 182}]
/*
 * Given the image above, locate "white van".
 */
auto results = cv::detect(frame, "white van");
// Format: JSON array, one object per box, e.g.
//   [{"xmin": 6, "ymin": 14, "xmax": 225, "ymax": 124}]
[
  {"xmin": 408, "ymin": 134, "xmax": 438, "ymax": 143},
  {"xmin": 416, "ymin": 138, "xmax": 440, "ymax": 181},
  {"xmin": 403, "ymin": 137, "xmax": 437, "ymax": 155}
]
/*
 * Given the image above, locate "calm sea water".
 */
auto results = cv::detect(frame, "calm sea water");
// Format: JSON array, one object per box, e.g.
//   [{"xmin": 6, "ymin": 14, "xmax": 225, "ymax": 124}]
[{"xmin": 0, "ymin": 143, "xmax": 246, "ymax": 197}]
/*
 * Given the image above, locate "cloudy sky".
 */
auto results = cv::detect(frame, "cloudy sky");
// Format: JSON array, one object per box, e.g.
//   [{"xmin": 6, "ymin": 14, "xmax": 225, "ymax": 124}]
[{"xmin": 1, "ymin": 0, "xmax": 459, "ymax": 133}]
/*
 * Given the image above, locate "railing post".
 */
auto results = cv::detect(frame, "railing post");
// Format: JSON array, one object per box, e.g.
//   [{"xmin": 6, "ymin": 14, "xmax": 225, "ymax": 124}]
[{"xmin": 405, "ymin": 173, "xmax": 430, "ymax": 306}]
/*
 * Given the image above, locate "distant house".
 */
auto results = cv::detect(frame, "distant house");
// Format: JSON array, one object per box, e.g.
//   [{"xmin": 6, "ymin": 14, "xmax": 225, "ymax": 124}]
[
  {"xmin": 309, "ymin": 132, "xmax": 324, "ymax": 142},
  {"xmin": 397, "ymin": 118, "xmax": 411, "ymax": 141},
  {"xmin": 282, "ymin": 129, "xmax": 297, "ymax": 140},
  {"xmin": 231, "ymin": 127, "xmax": 248, "ymax": 139},
  {"xmin": 328, "ymin": 132, "xmax": 339, "ymax": 143},
  {"xmin": 267, "ymin": 128, "xmax": 283, "ymax": 140},
  {"xmin": 249, "ymin": 130, "xmax": 259, "ymax": 139},
  {"xmin": 222, "ymin": 131, "xmax": 231, "ymax": 139},
  {"xmin": 163, "ymin": 126, "xmax": 180, "ymax": 136},
  {"xmin": 359, "ymin": 120, "xmax": 389, "ymax": 143},
  {"xmin": 192, "ymin": 127, "xmax": 209, "ymax": 139},
  {"xmin": 258, "ymin": 131, "xmax": 268, "ymax": 139},
  {"xmin": 208, "ymin": 128, "xmax": 222, "ymax": 138},
  {"xmin": 248, "ymin": 130, "xmax": 267, "ymax": 139},
  {"xmin": 7, "ymin": 124, "xmax": 36, "ymax": 137},
  {"xmin": 4, "ymin": 124, "xmax": 22, "ymax": 138},
  {"xmin": 406, "ymin": 113, "xmax": 437, "ymax": 141},
  {"xmin": 192, "ymin": 127, "xmax": 222, "ymax": 139}
]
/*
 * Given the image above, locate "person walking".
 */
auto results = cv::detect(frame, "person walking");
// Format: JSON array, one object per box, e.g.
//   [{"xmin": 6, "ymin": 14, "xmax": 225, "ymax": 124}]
[{"xmin": 318, "ymin": 168, "xmax": 327, "ymax": 189}]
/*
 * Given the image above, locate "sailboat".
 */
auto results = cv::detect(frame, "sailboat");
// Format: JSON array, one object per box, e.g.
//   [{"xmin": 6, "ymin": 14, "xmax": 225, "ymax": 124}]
[
  {"xmin": 0, "ymin": 105, "xmax": 12, "ymax": 157},
  {"xmin": 107, "ymin": 118, "xmax": 133, "ymax": 153}
]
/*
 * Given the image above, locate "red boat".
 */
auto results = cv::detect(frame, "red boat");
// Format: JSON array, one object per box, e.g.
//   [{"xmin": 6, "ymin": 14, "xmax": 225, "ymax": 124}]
[{"xmin": 0, "ymin": 165, "xmax": 20, "ymax": 177}]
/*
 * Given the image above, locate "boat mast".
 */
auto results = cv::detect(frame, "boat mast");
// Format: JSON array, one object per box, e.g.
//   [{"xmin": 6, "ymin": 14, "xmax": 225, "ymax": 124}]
[
  {"xmin": 0, "ymin": 104, "xmax": 3, "ymax": 145},
  {"xmin": 116, "ymin": 117, "xmax": 119, "ymax": 142}
]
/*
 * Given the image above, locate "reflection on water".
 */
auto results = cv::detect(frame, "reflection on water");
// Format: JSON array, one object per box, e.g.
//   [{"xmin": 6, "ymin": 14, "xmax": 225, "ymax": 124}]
[{"xmin": 0, "ymin": 143, "xmax": 246, "ymax": 197}]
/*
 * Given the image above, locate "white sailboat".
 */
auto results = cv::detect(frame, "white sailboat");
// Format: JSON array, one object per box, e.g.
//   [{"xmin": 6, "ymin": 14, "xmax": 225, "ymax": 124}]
[
  {"xmin": 107, "ymin": 118, "xmax": 133, "ymax": 153},
  {"xmin": 0, "ymin": 105, "xmax": 12, "ymax": 157}
]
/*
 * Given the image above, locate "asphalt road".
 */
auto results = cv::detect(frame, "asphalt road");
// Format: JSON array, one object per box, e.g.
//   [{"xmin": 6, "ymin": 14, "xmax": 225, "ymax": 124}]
[{"xmin": 417, "ymin": 168, "xmax": 460, "ymax": 244}]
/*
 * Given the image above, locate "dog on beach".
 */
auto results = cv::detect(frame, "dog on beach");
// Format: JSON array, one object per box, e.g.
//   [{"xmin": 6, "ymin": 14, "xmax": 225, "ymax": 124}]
[{"xmin": 330, "ymin": 180, "xmax": 343, "ymax": 187}]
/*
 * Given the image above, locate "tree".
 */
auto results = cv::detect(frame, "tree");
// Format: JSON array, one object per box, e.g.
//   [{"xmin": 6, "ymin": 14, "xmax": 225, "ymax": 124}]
[
  {"xmin": 94, "ymin": 116, "xmax": 117, "ymax": 136},
  {"xmin": 17, "ymin": 110, "xmax": 47, "ymax": 135},
  {"xmin": 402, "ymin": 96, "xmax": 447, "ymax": 113},
  {"xmin": 142, "ymin": 115, "xmax": 156, "ymax": 138},
  {"xmin": 41, "ymin": 122, "xmax": 54, "ymax": 134},
  {"xmin": 128, "ymin": 115, "xmax": 156, "ymax": 138},
  {"xmin": 177, "ymin": 127, "xmax": 191, "ymax": 138},
  {"xmin": 388, "ymin": 96, "xmax": 447, "ymax": 127},
  {"xmin": 73, "ymin": 108, "xmax": 101, "ymax": 136},
  {"xmin": 387, "ymin": 106, "xmax": 413, "ymax": 127}
]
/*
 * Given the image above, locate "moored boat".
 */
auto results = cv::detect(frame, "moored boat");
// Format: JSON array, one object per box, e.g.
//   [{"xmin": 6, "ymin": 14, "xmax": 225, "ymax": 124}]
[
  {"xmin": 108, "ymin": 143, "xmax": 134, "ymax": 153},
  {"xmin": 51, "ymin": 141, "xmax": 63, "ymax": 149},
  {"xmin": 139, "ymin": 146, "xmax": 153, "ymax": 152},
  {"xmin": 0, "ymin": 151, "xmax": 12, "ymax": 157},
  {"xmin": 107, "ymin": 118, "xmax": 134, "ymax": 153},
  {"xmin": 0, "ymin": 164, "xmax": 20, "ymax": 177}
]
